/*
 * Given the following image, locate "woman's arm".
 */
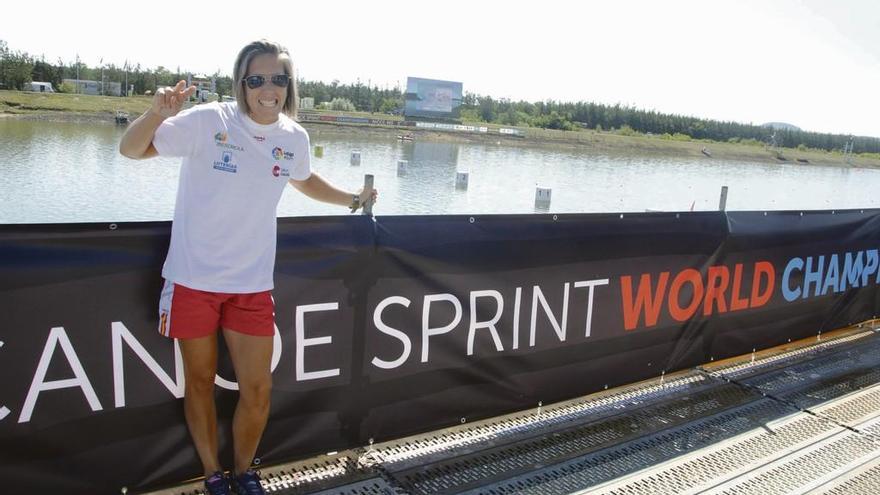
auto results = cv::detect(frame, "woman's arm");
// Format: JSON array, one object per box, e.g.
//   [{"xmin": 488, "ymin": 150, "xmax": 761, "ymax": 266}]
[
  {"xmin": 119, "ymin": 80, "xmax": 195, "ymax": 159},
  {"xmin": 118, "ymin": 111, "xmax": 165, "ymax": 159},
  {"xmin": 289, "ymin": 173, "xmax": 377, "ymax": 211}
]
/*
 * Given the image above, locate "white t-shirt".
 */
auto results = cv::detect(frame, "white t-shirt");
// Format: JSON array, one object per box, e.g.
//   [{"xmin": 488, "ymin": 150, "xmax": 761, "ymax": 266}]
[{"xmin": 153, "ymin": 102, "xmax": 311, "ymax": 293}]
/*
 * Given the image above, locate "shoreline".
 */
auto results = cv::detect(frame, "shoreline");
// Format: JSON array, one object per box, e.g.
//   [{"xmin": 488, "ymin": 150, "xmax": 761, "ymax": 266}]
[
  {"xmin": 4, "ymin": 108, "xmax": 878, "ymax": 169},
  {"xmin": 303, "ymin": 120, "xmax": 880, "ymax": 169},
  {"xmin": 1, "ymin": 110, "xmax": 121, "ymax": 124}
]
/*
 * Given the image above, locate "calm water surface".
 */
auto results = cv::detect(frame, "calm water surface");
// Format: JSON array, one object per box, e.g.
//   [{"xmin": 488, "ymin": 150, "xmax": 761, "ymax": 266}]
[{"xmin": 2, "ymin": 119, "xmax": 879, "ymax": 223}]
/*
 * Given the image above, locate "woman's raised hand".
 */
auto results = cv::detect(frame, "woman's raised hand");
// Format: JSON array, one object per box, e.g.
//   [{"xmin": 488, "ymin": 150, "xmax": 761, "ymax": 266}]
[{"xmin": 151, "ymin": 80, "xmax": 197, "ymax": 118}]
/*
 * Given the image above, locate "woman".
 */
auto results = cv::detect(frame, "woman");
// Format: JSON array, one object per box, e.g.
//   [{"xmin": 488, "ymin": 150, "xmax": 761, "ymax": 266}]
[{"xmin": 119, "ymin": 39, "xmax": 376, "ymax": 495}]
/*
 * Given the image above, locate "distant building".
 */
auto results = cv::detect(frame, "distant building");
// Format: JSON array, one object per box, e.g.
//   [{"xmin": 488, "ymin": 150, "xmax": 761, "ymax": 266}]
[
  {"xmin": 63, "ymin": 79, "xmax": 98, "ymax": 95},
  {"xmin": 24, "ymin": 81, "xmax": 55, "ymax": 93},
  {"xmin": 188, "ymin": 74, "xmax": 216, "ymax": 103},
  {"xmin": 300, "ymin": 97, "xmax": 314, "ymax": 110},
  {"xmin": 104, "ymin": 81, "xmax": 122, "ymax": 96},
  {"xmin": 62, "ymin": 79, "xmax": 122, "ymax": 96}
]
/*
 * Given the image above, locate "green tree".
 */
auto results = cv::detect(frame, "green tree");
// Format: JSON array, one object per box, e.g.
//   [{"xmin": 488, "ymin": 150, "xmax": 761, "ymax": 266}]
[
  {"xmin": 378, "ymin": 97, "xmax": 401, "ymax": 114},
  {"xmin": 328, "ymin": 97, "xmax": 355, "ymax": 111},
  {"xmin": 153, "ymin": 66, "xmax": 174, "ymax": 87},
  {"xmin": 213, "ymin": 71, "xmax": 233, "ymax": 97},
  {"xmin": 534, "ymin": 111, "xmax": 574, "ymax": 131},
  {"xmin": 0, "ymin": 39, "xmax": 8, "ymax": 88},
  {"xmin": 0, "ymin": 44, "xmax": 34, "ymax": 90},
  {"xmin": 501, "ymin": 106, "xmax": 519, "ymax": 126},
  {"xmin": 478, "ymin": 96, "xmax": 496, "ymax": 122},
  {"xmin": 32, "ymin": 57, "xmax": 63, "ymax": 88}
]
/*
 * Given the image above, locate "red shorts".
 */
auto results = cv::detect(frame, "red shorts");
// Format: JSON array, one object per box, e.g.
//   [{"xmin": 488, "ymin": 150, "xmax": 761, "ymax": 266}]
[{"xmin": 158, "ymin": 280, "xmax": 275, "ymax": 339}]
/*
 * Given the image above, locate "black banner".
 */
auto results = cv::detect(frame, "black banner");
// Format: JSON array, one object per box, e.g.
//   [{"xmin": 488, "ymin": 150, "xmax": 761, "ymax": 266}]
[{"xmin": 2, "ymin": 210, "xmax": 879, "ymax": 493}]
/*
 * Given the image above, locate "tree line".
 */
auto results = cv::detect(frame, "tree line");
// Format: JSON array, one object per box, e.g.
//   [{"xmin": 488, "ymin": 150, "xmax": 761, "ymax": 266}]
[
  {"xmin": 464, "ymin": 96, "xmax": 879, "ymax": 154},
  {"xmin": 2, "ymin": 39, "xmax": 877, "ymax": 154}
]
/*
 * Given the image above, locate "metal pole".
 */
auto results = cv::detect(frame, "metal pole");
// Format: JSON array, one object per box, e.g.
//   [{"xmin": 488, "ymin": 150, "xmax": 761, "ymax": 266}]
[
  {"xmin": 362, "ymin": 174, "xmax": 374, "ymax": 216},
  {"xmin": 719, "ymin": 186, "xmax": 728, "ymax": 211}
]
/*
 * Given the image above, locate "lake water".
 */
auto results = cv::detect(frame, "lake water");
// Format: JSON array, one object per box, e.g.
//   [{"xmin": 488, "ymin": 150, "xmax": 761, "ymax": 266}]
[{"xmin": 2, "ymin": 118, "xmax": 879, "ymax": 224}]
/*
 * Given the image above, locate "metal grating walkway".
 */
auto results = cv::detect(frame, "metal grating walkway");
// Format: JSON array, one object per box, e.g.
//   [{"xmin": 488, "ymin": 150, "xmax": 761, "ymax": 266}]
[{"xmin": 143, "ymin": 323, "xmax": 880, "ymax": 495}]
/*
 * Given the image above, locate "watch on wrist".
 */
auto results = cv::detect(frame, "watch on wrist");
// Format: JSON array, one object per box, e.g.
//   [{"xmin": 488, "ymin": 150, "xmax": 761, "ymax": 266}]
[{"xmin": 349, "ymin": 193, "xmax": 361, "ymax": 213}]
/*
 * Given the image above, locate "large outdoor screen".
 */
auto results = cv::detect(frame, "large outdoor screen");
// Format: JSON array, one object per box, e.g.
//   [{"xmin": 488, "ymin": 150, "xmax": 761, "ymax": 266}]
[{"xmin": 404, "ymin": 77, "xmax": 463, "ymax": 119}]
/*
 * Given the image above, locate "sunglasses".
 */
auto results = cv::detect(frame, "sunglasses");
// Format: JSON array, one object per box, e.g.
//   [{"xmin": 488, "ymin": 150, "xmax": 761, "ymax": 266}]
[{"xmin": 242, "ymin": 74, "xmax": 290, "ymax": 89}]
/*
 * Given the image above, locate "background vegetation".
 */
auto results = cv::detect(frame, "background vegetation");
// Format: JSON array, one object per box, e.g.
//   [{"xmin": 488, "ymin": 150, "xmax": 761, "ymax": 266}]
[{"xmin": 2, "ymin": 39, "xmax": 877, "ymax": 154}]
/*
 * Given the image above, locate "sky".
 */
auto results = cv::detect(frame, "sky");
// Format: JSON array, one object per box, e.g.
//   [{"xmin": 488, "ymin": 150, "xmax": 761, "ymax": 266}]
[{"xmin": 3, "ymin": 0, "xmax": 878, "ymax": 137}]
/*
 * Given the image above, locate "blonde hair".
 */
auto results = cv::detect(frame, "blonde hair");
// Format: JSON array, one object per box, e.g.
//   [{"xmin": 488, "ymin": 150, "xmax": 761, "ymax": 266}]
[{"xmin": 233, "ymin": 39, "xmax": 298, "ymax": 118}]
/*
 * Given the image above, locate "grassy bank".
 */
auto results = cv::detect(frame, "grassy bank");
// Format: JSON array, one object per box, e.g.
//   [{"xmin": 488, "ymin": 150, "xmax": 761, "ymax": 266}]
[
  {"xmin": 515, "ymin": 127, "xmax": 880, "ymax": 168},
  {"xmin": 0, "ymin": 90, "xmax": 152, "ymax": 116},
  {"xmin": 3, "ymin": 90, "xmax": 878, "ymax": 168}
]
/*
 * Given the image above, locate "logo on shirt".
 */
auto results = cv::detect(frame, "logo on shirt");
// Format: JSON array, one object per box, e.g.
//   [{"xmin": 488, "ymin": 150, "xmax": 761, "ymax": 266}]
[
  {"xmin": 213, "ymin": 151, "xmax": 238, "ymax": 173},
  {"xmin": 272, "ymin": 146, "xmax": 295, "ymax": 160},
  {"xmin": 214, "ymin": 131, "xmax": 244, "ymax": 151},
  {"xmin": 253, "ymin": 135, "xmax": 266, "ymax": 142},
  {"xmin": 272, "ymin": 164, "xmax": 290, "ymax": 177}
]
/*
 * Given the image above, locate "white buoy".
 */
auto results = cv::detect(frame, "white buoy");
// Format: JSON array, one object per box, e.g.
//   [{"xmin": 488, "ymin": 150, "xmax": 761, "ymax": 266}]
[
  {"xmin": 455, "ymin": 171, "xmax": 469, "ymax": 189},
  {"xmin": 350, "ymin": 151, "xmax": 361, "ymax": 166},
  {"xmin": 397, "ymin": 160, "xmax": 408, "ymax": 176},
  {"xmin": 535, "ymin": 187, "xmax": 552, "ymax": 209}
]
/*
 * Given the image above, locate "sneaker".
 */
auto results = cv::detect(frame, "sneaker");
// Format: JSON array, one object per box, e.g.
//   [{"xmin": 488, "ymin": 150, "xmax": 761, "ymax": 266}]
[
  {"xmin": 203, "ymin": 471, "xmax": 231, "ymax": 495},
  {"xmin": 231, "ymin": 469, "xmax": 266, "ymax": 495}
]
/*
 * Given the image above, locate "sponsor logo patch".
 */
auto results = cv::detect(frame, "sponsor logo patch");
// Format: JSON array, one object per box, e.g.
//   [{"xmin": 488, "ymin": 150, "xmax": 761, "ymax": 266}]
[
  {"xmin": 272, "ymin": 164, "xmax": 290, "ymax": 177},
  {"xmin": 214, "ymin": 130, "xmax": 244, "ymax": 151},
  {"xmin": 272, "ymin": 146, "xmax": 295, "ymax": 160},
  {"xmin": 213, "ymin": 151, "xmax": 238, "ymax": 173}
]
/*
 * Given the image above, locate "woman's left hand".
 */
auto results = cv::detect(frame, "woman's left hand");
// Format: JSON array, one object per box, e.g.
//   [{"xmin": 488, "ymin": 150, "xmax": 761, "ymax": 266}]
[{"xmin": 359, "ymin": 186, "xmax": 378, "ymax": 208}]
